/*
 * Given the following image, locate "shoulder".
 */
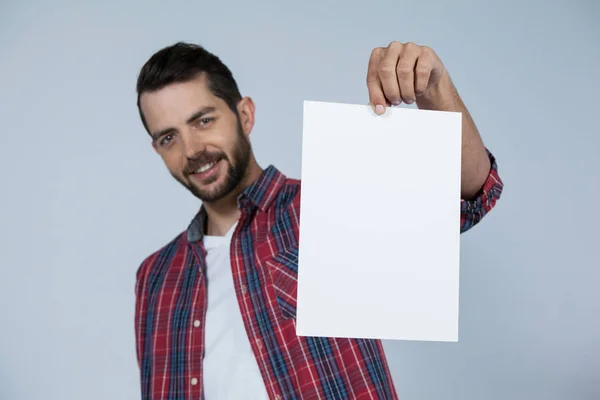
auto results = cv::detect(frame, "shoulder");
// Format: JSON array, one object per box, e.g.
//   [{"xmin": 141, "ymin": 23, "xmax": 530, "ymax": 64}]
[
  {"xmin": 135, "ymin": 231, "xmax": 187, "ymax": 285},
  {"xmin": 275, "ymin": 176, "xmax": 302, "ymax": 210}
]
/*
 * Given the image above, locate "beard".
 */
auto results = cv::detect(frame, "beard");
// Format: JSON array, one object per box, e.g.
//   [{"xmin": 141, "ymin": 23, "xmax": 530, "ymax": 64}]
[{"xmin": 174, "ymin": 120, "xmax": 251, "ymax": 203}]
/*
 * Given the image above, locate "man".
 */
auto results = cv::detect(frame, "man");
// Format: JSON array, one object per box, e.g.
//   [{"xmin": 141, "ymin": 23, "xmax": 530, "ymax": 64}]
[{"xmin": 134, "ymin": 41, "xmax": 503, "ymax": 400}]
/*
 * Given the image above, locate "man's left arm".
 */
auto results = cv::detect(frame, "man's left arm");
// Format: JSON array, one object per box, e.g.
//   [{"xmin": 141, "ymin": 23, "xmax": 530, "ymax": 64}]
[{"xmin": 366, "ymin": 41, "xmax": 504, "ymax": 232}]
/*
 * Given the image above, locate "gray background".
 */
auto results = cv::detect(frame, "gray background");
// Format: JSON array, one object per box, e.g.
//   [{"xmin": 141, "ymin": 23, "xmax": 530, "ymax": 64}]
[{"xmin": 1, "ymin": 0, "xmax": 599, "ymax": 399}]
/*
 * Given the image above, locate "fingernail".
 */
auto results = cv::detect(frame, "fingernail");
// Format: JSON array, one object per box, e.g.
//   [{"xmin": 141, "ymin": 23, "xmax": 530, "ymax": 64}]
[
  {"xmin": 392, "ymin": 100, "xmax": 401, "ymax": 106},
  {"xmin": 406, "ymin": 99, "xmax": 413, "ymax": 104},
  {"xmin": 375, "ymin": 104, "xmax": 385, "ymax": 115}
]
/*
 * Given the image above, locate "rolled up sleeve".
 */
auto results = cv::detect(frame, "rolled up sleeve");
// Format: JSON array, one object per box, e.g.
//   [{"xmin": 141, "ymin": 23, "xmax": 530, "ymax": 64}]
[{"xmin": 460, "ymin": 149, "xmax": 504, "ymax": 233}]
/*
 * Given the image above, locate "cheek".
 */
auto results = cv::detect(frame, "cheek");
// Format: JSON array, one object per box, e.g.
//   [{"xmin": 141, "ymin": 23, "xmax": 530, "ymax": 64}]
[
  {"xmin": 224, "ymin": 133, "xmax": 245, "ymax": 158},
  {"xmin": 160, "ymin": 151, "xmax": 186, "ymax": 176}
]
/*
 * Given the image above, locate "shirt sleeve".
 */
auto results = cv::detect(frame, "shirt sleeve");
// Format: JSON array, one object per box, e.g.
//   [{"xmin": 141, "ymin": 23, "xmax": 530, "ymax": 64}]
[
  {"xmin": 134, "ymin": 259, "xmax": 151, "ymax": 370},
  {"xmin": 460, "ymin": 149, "xmax": 504, "ymax": 233}
]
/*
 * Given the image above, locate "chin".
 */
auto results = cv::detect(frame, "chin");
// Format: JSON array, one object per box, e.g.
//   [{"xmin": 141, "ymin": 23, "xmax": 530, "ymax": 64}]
[{"xmin": 193, "ymin": 182, "xmax": 231, "ymax": 203}]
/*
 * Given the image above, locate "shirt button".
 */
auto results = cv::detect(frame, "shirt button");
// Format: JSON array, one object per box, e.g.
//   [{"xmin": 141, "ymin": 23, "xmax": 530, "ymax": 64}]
[
  {"xmin": 193, "ymin": 320, "xmax": 200, "ymax": 328},
  {"xmin": 191, "ymin": 377, "xmax": 198, "ymax": 386},
  {"xmin": 275, "ymin": 396, "xmax": 281, "ymax": 400},
  {"xmin": 241, "ymin": 285, "xmax": 247, "ymax": 295},
  {"xmin": 256, "ymin": 340, "xmax": 263, "ymax": 350}
]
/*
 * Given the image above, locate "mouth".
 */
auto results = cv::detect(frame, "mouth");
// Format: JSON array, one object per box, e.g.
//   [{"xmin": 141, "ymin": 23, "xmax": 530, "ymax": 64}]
[{"xmin": 189, "ymin": 159, "xmax": 221, "ymax": 181}]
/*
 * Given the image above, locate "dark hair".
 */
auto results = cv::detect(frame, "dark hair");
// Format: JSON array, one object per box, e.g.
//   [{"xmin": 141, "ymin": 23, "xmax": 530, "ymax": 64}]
[{"xmin": 136, "ymin": 42, "xmax": 242, "ymax": 134}]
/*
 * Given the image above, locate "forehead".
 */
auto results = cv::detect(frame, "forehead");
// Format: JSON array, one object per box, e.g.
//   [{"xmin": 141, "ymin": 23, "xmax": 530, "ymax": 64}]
[{"xmin": 139, "ymin": 74, "xmax": 225, "ymax": 133}]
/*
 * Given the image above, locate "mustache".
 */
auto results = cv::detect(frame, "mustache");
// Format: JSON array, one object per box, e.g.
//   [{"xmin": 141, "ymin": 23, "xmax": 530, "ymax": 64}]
[{"xmin": 184, "ymin": 152, "xmax": 227, "ymax": 175}]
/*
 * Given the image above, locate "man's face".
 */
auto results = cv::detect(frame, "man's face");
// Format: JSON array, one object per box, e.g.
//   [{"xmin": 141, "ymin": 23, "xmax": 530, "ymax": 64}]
[{"xmin": 139, "ymin": 74, "xmax": 252, "ymax": 203}]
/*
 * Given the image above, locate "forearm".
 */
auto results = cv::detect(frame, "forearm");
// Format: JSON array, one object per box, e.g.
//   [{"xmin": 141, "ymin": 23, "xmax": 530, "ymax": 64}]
[{"xmin": 416, "ymin": 73, "xmax": 491, "ymax": 200}]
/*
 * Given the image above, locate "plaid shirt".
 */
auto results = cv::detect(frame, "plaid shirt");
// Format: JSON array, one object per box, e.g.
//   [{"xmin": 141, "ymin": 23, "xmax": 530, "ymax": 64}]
[{"xmin": 135, "ymin": 152, "xmax": 503, "ymax": 400}]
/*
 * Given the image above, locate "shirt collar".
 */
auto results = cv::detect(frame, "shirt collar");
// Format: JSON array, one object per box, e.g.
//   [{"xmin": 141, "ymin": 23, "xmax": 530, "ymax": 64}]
[{"xmin": 186, "ymin": 165, "xmax": 286, "ymax": 242}]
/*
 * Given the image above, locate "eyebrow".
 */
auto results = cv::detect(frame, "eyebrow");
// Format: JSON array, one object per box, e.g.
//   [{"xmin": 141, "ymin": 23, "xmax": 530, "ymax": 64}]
[{"xmin": 150, "ymin": 106, "xmax": 218, "ymax": 141}]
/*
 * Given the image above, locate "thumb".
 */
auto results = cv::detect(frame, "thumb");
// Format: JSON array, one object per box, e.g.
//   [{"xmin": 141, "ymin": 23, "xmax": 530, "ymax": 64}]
[{"xmin": 367, "ymin": 80, "xmax": 388, "ymax": 115}]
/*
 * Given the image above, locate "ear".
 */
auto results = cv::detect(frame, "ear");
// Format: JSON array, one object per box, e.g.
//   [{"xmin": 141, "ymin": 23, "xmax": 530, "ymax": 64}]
[{"xmin": 236, "ymin": 96, "xmax": 255, "ymax": 137}]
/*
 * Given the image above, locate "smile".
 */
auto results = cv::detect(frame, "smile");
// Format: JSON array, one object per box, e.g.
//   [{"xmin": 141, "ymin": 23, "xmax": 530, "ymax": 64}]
[
  {"xmin": 189, "ymin": 159, "xmax": 221, "ymax": 181},
  {"xmin": 195, "ymin": 161, "xmax": 217, "ymax": 174}
]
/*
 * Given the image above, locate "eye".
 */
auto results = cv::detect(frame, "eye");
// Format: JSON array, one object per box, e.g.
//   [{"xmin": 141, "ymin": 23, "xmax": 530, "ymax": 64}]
[
  {"xmin": 196, "ymin": 117, "xmax": 214, "ymax": 127},
  {"xmin": 159, "ymin": 134, "xmax": 174, "ymax": 147}
]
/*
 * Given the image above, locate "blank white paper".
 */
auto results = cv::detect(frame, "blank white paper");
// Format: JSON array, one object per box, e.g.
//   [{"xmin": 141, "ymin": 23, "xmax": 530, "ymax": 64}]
[{"xmin": 296, "ymin": 100, "xmax": 462, "ymax": 342}]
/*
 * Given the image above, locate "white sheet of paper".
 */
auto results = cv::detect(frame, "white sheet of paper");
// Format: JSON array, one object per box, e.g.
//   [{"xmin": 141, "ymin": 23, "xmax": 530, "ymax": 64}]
[{"xmin": 296, "ymin": 100, "xmax": 462, "ymax": 342}]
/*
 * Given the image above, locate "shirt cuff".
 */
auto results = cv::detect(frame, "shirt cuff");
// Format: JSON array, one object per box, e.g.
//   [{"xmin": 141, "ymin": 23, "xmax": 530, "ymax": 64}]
[{"xmin": 460, "ymin": 149, "xmax": 504, "ymax": 233}]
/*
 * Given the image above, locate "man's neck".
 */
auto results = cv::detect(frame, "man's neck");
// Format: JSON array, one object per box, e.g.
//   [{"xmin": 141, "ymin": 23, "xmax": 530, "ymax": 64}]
[
  {"xmin": 203, "ymin": 162, "xmax": 263, "ymax": 237},
  {"xmin": 203, "ymin": 206, "xmax": 240, "ymax": 237}
]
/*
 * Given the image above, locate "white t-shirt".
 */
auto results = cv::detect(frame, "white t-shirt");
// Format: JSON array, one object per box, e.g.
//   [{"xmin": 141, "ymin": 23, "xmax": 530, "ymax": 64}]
[{"xmin": 202, "ymin": 222, "xmax": 270, "ymax": 399}]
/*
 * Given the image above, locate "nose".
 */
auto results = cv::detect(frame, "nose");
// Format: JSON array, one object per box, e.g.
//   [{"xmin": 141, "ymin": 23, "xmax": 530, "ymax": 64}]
[{"xmin": 180, "ymin": 130, "xmax": 206, "ymax": 160}]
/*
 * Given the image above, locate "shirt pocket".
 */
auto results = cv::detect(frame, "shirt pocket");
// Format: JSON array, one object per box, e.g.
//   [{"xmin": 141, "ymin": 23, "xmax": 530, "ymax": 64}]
[{"xmin": 264, "ymin": 246, "xmax": 299, "ymax": 319}]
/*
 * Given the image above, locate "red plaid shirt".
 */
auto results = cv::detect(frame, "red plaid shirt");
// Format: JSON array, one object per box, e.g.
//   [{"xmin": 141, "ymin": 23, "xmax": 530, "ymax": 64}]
[{"xmin": 135, "ymin": 153, "xmax": 503, "ymax": 399}]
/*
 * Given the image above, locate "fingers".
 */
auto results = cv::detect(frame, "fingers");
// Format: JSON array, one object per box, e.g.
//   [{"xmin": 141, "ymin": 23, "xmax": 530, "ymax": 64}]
[
  {"xmin": 367, "ymin": 42, "xmax": 440, "ymax": 114},
  {"xmin": 378, "ymin": 42, "xmax": 403, "ymax": 106},
  {"xmin": 367, "ymin": 47, "xmax": 387, "ymax": 114},
  {"xmin": 414, "ymin": 47, "xmax": 435, "ymax": 97},
  {"xmin": 396, "ymin": 42, "xmax": 419, "ymax": 104}
]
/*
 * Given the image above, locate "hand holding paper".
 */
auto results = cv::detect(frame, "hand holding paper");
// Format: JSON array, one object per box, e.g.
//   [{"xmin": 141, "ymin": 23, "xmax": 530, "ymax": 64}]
[{"xmin": 366, "ymin": 41, "xmax": 447, "ymax": 112}]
